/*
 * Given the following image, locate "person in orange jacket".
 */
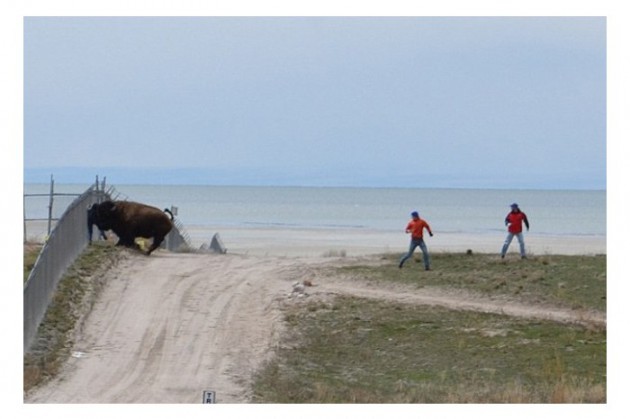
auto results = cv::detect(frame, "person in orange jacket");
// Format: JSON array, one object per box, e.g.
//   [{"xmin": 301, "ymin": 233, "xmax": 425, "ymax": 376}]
[
  {"xmin": 399, "ymin": 211, "xmax": 433, "ymax": 270},
  {"xmin": 501, "ymin": 203, "xmax": 530, "ymax": 259}
]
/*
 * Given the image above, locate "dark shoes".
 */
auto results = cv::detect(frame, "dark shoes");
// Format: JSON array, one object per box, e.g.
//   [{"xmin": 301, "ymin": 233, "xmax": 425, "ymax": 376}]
[{"xmin": 398, "ymin": 262, "xmax": 431, "ymax": 271}]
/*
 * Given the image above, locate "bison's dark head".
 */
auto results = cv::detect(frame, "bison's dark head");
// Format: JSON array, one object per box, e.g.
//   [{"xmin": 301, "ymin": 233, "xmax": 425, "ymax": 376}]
[
  {"xmin": 96, "ymin": 200, "xmax": 116, "ymax": 213},
  {"xmin": 89, "ymin": 201, "xmax": 117, "ymax": 230}
]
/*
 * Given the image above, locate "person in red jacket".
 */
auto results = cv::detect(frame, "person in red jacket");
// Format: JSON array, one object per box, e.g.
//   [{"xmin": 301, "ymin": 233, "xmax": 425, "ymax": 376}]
[
  {"xmin": 501, "ymin": 203, "xmax": 530, "ymax": 259},
  {"xmin": 399, "ymin": 211, "xmax": 433, "ymax": 270}
]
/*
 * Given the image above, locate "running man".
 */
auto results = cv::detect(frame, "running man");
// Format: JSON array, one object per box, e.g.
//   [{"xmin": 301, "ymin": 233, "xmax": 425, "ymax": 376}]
[{"xmin": 399, "ymin": 211, "xmax": 433, "ymax": 270}]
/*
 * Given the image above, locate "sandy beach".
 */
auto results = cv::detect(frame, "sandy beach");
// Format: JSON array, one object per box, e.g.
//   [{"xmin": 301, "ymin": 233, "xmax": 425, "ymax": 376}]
[
  {"xmin": 25, "ymin": 219, "xmax": 606, "ymax": 257},
  {"xmin": 25, "ymin": 221, "xmax": 606, "ymax": 257},
  {"xmin": 187, "ymin": 225, "xmax": 606, "ymax": 257}
]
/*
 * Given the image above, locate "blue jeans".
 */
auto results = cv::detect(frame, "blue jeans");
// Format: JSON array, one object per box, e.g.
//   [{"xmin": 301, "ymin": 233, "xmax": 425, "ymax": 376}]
[
  {"xmin": 400, "ymin": 238, "xmax": 430, "ymax": 268},
  {"xmin": 501, "ymin": 232, "xmax": 526, "ymax": 257}
]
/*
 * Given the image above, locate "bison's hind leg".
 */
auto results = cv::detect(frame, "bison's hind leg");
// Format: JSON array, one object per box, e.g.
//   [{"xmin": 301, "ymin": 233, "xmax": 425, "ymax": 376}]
[
  {"xmin": 146, "ymin": 235, "xmax": 166, "ymax": 255},
  {"xmin": 115, "ymin": 238, "xmax": 133, "ymax": 247},
  {"xmin": 116, "ymin": 235, "xmax": 142, "ymax": 251}
]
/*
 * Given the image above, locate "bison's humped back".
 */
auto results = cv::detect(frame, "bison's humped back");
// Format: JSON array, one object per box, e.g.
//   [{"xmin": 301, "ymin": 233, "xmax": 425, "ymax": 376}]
[{"xmin": 113, "ymin": 201, "xmax": 173, "ymax": 238}]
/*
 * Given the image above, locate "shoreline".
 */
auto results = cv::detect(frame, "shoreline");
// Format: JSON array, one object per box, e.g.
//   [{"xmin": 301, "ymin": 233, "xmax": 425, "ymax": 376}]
[
  {"xmin": 185, "ymin": 225, "xmax": 606, "ymax": 257},
  {"xmin": 24, "ymin": 221, "xmax": 606, "ymax": 257}
]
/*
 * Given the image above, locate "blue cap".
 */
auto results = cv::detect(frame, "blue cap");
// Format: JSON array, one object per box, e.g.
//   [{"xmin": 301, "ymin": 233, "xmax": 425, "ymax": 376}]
[
  {"xmin": 511, "ymin": 203, "xmax": 519, "ymax": 208},
  {"xmin": 411, "ymin": 211, "xmax": 419, "ymax": 217}
]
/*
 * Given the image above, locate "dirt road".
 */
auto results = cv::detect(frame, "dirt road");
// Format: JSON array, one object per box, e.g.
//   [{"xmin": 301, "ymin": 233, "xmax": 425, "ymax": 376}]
[
  {"xmin": 25, "ymin": 251, "xmax": 300, "ymax": 403},
  {"xmin": 24, "ymin": 250, "xmax": 605, "ymax": 403}
]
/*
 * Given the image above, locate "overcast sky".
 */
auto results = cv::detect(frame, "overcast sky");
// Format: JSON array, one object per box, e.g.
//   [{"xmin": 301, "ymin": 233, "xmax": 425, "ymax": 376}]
[{"xmin": 23, "ymin": 16, "xmax": 606, "ymax": 189}]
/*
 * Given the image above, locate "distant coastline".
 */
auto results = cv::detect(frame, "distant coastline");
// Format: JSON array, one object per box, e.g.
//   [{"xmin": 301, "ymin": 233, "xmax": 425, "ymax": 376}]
[{"xmin": 23, "ymin": 167, "xmax": 606, "ymax": 191}]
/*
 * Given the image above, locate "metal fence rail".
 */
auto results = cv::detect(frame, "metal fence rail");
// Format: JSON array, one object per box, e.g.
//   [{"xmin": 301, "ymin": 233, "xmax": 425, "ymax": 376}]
[{"xmin": 24, "ymin": 182, "xmax": 193, "ymax": 352}]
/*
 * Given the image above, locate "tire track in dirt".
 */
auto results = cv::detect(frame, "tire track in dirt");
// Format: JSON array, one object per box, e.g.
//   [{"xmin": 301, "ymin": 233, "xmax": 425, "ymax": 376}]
[
  {"xmin": 292, "ymin": 257, "xmax": 606, "ymax": 329},
  {"xmin": 312, "ymin": 280, "xmax": 606, "ymax": 328}
]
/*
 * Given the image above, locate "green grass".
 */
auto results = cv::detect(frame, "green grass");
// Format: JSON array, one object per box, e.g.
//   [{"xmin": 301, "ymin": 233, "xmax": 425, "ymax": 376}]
[
  {"xmin": 23, "ymin": 242, "xmax": 122, "ymax": 393},
  {"xmin": 252, "ymin": 253, "xmax": 606, "ymax": 403},
  {"xmin": 339, "ymin": 253, "xmax": 606, "ymax": 312},
  {"xmin": 23, "ymin": 243, "xmax": 43, "ymax": 283},
  {"xmin": 253, "ymin": 296, "xmax": 606, "ymax": 403}
]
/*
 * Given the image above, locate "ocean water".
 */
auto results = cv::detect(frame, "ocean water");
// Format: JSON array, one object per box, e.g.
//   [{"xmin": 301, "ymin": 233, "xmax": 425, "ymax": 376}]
[{"xmin": 24, "ymin": 184, "xmax": 606, "ymax": 240}]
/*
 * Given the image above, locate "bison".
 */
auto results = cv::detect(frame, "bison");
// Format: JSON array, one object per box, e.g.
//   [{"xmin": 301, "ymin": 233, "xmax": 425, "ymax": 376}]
[
  {"xmin": 87, "ymin": 203, "xmax": 108, "ymax": 242},
  {"xmin": 88, "ymin": 200, "xmax": 174, "ymax": 255}
]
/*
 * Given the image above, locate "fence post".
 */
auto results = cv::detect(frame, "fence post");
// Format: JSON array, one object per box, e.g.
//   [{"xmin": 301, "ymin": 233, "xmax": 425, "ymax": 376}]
[
  {"xmin": 47, "ymin": 175, "xmax": 54, "ymax": 236},
  {"xmin": 23, "ymin": 194, "xmax": 27, "ymax": 244}
]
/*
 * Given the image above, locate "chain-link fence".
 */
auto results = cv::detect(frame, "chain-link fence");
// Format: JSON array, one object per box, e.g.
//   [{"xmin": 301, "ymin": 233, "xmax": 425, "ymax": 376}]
[
  {"xmin": 24, "ymin": 182, "xmax": 193, "ymax": 352},
  {"xmin": 165, "ymin": 217, "xmax": 192, "ymax": 251},
  {"xmin": 24, "ymin": 185, "xmax": 108, "ymax": 351}
]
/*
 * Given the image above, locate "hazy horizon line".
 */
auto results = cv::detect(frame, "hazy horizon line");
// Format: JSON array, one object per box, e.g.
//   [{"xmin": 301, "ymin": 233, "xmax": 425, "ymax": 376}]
[{"xmin": 23, "ymin": 166, "xmax": 606, "ymax": 191}]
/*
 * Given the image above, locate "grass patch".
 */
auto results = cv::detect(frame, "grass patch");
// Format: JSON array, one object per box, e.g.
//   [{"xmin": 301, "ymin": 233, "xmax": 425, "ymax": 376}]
[
  {"xmin": 339, "ymin": 253, "xmax": 606, "ymax": 312},
  {"xmin": 253, "ymin": 253, "xmax": 606, "ymax": 403},
  {"xmin": 253, "ymin": 296, "xmax": 606, "ymax": 403},
  {"xmin": 23, "ymin": 242, "xmax": 43, "ymax": 283},
  {"xmin": 23, "ymin": 242, "xmax": 122, "ymax": 393}
]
